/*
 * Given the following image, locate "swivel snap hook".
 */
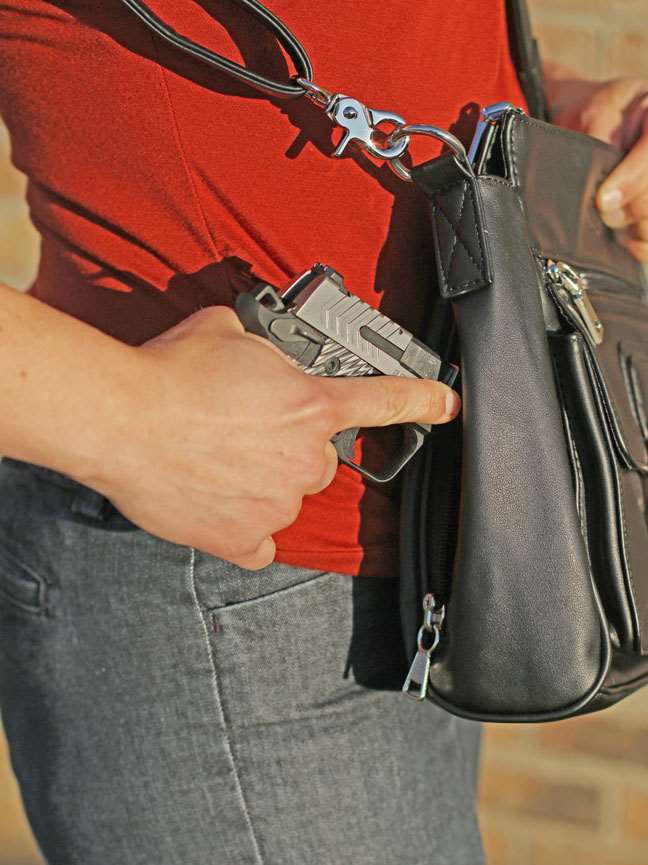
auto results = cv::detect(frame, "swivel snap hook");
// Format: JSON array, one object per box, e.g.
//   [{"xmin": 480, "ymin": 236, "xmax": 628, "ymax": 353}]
[{"xmin": 295, "ymin": 77, "xmax": 410, "ymax": 162}]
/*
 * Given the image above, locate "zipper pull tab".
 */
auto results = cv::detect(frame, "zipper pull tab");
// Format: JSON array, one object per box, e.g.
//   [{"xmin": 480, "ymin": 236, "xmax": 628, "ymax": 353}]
[
  {"xmin": 402, "ymin": 593, "xmax": 445, "ymax": 701},
  {"xmin": 562, "ymin": 271, "xmax": 604, "ymax": 346},
  {"xmin": 546, "ymin": 260, "xmax": 604, "ymax": 346}
]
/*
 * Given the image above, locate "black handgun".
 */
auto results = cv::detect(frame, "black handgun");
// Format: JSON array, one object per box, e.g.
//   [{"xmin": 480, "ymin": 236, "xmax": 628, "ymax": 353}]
[{"xmin": 235, "ymin": 264, "xmax": 458, "ymax": 482}]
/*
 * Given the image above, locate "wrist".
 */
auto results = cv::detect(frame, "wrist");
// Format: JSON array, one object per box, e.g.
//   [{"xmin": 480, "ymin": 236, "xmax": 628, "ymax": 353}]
[
  {"xmin": 61, "ymin": 344, "xmax": 154, "ymax": 494},
  {"xmin": 0, "ymin": 283, "xmax": 150, "ymax": 491}
]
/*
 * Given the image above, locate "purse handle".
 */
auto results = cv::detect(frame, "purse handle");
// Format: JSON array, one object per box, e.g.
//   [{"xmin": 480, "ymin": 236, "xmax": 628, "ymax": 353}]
[
  {"xmin": 119, "ymin": 0, "xmax": 549, "ymax": 118},
  {"xmin": 117, "ymin": 0, "xmax": 312, "ymax": 98},
  {"xmin": 506, "ymin": 0, "xmax": 549, "ymax": 121}
]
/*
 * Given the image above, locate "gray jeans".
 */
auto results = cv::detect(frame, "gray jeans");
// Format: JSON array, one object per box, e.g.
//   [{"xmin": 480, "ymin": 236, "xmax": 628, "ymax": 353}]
[{"xmin": 0, "ymin": 457, "xmax": 485, "ymax": 865}]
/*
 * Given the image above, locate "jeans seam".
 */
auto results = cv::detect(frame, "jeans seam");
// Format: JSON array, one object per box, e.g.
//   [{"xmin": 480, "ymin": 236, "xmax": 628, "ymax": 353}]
[{"xmin": 187, "ymin": 546, "xmax": 265, "ymax": 865}]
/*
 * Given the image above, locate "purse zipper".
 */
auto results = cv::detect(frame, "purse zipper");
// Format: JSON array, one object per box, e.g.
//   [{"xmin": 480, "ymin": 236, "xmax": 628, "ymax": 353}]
[
  {"xmin": 544, "ymin": 259, "xmax": 604, "ymax": 346},
  {"xmin": 402, "ymin": 592, "xmax": 446, "ymax": 700}
]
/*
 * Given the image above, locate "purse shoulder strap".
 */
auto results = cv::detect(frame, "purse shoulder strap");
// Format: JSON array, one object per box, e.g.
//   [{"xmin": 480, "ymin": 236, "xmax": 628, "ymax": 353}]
[
  {"xmin": 119, "ymin": 0, "xmax": 549, "ymax": 118},
  {"xmin": 117, "ymin": 0, "xmax": 312, "ymax": 98},
  {"xmin": 506, "ymin": 0, "xmax": 549, "ymax": 120}
]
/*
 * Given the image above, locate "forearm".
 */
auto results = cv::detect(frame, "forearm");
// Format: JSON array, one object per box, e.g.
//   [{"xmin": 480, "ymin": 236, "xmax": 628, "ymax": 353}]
[{"xmin": 0, "ymin": 281, "xmax": 140, "ymax": 484}]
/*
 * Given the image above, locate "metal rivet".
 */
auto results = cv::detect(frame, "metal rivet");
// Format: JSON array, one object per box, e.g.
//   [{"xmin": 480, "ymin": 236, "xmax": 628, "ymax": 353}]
[{"xmin": 343, "ymin": 106, "xmax": 358, "ymax": 119}]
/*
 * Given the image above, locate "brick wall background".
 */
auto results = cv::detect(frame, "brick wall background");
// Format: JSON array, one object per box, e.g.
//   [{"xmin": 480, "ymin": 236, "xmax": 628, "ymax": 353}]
[{"xmin": 0, "ymin": 2, "xmax": 647, "ymax": 864}]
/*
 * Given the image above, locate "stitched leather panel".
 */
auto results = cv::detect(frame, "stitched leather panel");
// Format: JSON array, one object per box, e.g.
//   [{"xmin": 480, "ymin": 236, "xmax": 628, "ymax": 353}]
[{"xmin": 415, "ymin": 155, "xmax": 493, "ymax": 299}]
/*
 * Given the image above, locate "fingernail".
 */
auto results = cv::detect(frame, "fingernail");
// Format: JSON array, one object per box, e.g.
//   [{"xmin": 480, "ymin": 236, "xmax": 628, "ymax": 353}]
[
  {"xmin": 445, "ymin": 390, "xmax": 461, "ymax": 418},
  {"xmin": 600, "ymin": 188, "xmax": 623, "ymax": 210},
  {"xmin": 601, "ymin": 207, "xmax": 627, "ymax": 228}
]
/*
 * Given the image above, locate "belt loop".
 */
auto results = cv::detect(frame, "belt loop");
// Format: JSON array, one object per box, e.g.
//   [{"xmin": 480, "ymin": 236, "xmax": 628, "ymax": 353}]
[{"xmin": 70, "ymin": 485, "xmax": 110, "ymax": 521}]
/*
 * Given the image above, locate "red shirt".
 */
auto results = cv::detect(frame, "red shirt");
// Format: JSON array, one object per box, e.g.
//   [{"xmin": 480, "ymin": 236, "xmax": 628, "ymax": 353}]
[{"xmin": 0, "ymin": 1, "xmax": 526, "ymax": 577}]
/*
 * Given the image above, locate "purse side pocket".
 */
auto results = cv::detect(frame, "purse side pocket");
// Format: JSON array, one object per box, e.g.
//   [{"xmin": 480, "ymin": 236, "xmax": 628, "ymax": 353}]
[{"xmin": 545, "ymin": 290, "xmax": 648, "ymax": 656}]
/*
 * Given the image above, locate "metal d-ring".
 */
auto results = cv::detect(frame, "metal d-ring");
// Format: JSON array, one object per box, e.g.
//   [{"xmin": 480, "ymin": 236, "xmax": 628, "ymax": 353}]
[{"xmin": 386, "ymin": 123, "xmax": 474, "ymax": 182}]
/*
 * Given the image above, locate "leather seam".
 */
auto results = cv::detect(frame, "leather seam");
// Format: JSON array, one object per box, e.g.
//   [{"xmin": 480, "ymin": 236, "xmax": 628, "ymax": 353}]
[
  {"xmin": 581, "ymin": 346, "xmax": 641, "ymax": 649},
  {"xmin": 586, "ymin": 354, "xmax": 638, "ymax": 634},
  {"xmin": 590, "ymin": 347, "xmax": 648, "ymax": 473},
  {"xmin": 619, "ymin": 345, "xmax": 648, "ymax": 458},
  {"xmin": 550, "ymin": 347, "xmax": 588, "ymax": 540},
  {"xmin": 435, "ymin": 194, "xmax": 460, "ymax": 291},
  {"xmin": 509, "ymin": 118, "xmax": 520, "ymax": 186},
  {"xmin": 433, "ymin": 181, "xmax": 487, "ymax": 293}
]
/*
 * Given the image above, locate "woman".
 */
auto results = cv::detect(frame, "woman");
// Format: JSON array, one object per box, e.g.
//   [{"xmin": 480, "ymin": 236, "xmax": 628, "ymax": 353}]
[{"xmin": 0, "ymin": 2, "xmax": 647, "ymax": 863}]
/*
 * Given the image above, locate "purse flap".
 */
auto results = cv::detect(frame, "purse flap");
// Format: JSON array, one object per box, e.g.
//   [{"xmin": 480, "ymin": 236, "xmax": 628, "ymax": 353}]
[{"xmin": 579, "ymin": 291, "xmax": 648, "ymax": 474}]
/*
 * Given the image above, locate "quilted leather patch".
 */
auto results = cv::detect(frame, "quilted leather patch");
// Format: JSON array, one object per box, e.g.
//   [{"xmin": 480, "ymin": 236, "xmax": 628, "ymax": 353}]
[{"xmin": 431, "ymin": 178, "xmax": 493, "ymax": 299}]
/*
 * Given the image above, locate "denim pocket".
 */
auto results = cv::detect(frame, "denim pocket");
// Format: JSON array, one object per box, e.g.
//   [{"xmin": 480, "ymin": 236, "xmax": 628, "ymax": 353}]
[{"xmin": 0, "ymin": 544, "xmax": 48, "ymax": 616}]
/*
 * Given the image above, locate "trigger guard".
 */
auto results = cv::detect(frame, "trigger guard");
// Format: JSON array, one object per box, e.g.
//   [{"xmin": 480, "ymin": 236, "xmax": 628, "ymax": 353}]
[
  {"xmin": 331, "ymin": 427, "xmax": 360, "ymax": 461},
  {"xmin": 331, "ymin": 424, "xmax": 428, "ymax": 483}
]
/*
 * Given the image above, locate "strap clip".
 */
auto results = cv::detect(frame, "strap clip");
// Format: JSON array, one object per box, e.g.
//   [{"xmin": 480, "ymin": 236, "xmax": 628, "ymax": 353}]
[{"xmin": 297, "ymin": 77, "xmax": 410, "ymax": 161}]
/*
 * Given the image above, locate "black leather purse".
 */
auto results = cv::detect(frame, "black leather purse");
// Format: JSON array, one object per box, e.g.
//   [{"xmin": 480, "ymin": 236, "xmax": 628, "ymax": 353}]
[{"xmin": 400, "ymin": 64, "xmax": 648, "ymax": 721}]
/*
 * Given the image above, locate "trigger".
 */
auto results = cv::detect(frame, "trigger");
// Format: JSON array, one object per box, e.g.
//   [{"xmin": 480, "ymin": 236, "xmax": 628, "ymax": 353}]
[{"xmin": 331, "ymin": 427, "xmax": 359, "ymax": 461}]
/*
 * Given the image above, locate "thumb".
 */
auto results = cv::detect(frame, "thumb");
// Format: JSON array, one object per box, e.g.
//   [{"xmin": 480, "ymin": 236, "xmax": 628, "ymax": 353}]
[
  {"xmin": 319, "ymin": 375, "xmax": 461, "ymax": 432},
  {"xmin": 597, "ymin": 110, "xmax": 648, "ymax": 214}
]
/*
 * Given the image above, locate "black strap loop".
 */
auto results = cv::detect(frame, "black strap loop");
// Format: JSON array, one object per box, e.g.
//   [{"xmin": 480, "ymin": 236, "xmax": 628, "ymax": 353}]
[
  {"xmin": 506, "ymin": 0, "xmax": 549, "ymax": 121},
  {"xmin": 117, "ymin": 0, "xmax": 313, "ymax": 99}
]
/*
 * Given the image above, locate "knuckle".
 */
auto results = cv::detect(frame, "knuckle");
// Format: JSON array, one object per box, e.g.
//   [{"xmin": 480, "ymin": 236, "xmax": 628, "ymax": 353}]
[
  {"xmin": 205, "ymin": 304, "xmax": 239, "ymax": 326},
  {"xmin": 193, "ymin": 305, "xmax": 241, "ymax": 336},
  {"xmin": 309, "ymin": 386, "xmax": 339, "ymax": 430},
  {"xmin": 216, "ymin": 531, "xmax": 265, "ymax": 563},
  {"xmin": 231, "ymin": 541, "xmax": 275, "ymax": 571},
  {"xmin": 301, "ymin": 443, "xmax": 339, "ymax": 494},
  {"xmin": 320, "ymin": 446, "xmax": 339, "ymax": 487},
  {"xmin": 245, "ymin": 554, "xmax": 273, "ymax": 572}
]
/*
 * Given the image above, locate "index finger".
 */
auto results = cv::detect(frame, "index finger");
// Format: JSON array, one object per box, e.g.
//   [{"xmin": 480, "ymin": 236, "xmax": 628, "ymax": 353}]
[{"xmin": 319, "ymin": 374, "xmax": 461, "ymax": 432}]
